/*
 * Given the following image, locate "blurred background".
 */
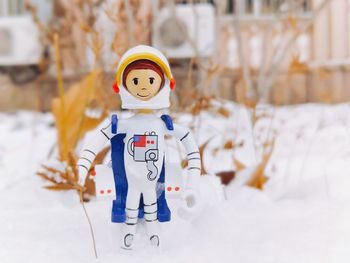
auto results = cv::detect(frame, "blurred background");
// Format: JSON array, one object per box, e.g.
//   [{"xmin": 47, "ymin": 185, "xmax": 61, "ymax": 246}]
[
  {"xmin": 0, "ymin": 0, "xmax": 347, "ymax": 111},
  {"xmin": 3, "ymin": 1, "xmax": 350, "ymax": 262}
]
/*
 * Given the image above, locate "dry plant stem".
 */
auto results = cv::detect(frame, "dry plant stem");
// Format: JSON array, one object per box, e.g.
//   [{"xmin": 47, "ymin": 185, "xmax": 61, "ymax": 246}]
[
  {"xmin": 230, "ymin": 102, "xmax": 241, "ymax": 156},
  {"xmin": 232, "ymin": 15, "xmax": 254, "ymax": 100},
  {"xmin": 24, "ymin": 0, "xmax": 48, "ymax": 45},
  {"xmin": 72, "ymin": 72, "xmax": 101, "ymax": 148},
  {"xmin": 187, "ymin": 58, "xmax": 195, "ymax": 85},
  {"xmin": 232, "ymin": 103, "xmax": 258, "ymax": 164},
  {"xmin": 256, "ymin": 26, "xmax": 272, "ymax": 97},
  {"xmin": 246, "ymin": 106, "xmax": 258, "ymax": 164},
  {"xmin": 53, "ymin": 34, "xmax": 68, "ymax": 161},
  {"xmin": 198, "ymin": 137, "xmax": 213, "ymax": 175},
  {"xmin": 256, "ymin": 2, "xmax": 292, "ymax": 98},
  {"xmin": 232, "ymin": 12, "xmax": 258, "ymax": 162},
  {"xmin": 53, "ymin": 34, "xmax": 65, "ymax": 118},
  {"xmin": 178, "ymin": 57, "xmax": 195, "ymax": 110},
  {"xmin": 86, "ymin": 29, "xmax": 104, "ymax": 70},
  {"xmin": 187, "ymin": 0, "xmax": 208, "ymax": 93},
  {"xmin": 260, "ymin": 0, "xmax": 331, "ymax": 102},
  {"xmin": 124, "ymin": 0, "xmax": 135, "ymax": 46},
  {"xmin": 262, "ymin": 107, "xmax": 276, "ymax": 156},
  {"xmin": 77, "ymin": 190, "xmax": 98, "ymax": 259}
]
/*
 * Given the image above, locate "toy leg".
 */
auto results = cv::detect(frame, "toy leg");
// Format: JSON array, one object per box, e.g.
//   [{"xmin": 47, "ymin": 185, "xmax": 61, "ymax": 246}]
[
  {"xmin": 121, "ymin": 188, "xmax": 140, "ymax": 250},
  {"xmin": 143, "ymin": 189, "xmax": 161, "ymax": 247}
]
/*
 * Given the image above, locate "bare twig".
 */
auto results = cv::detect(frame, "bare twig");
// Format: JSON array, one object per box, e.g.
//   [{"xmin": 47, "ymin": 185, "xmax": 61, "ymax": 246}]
[
  {"xmin": 260, "ymin": 0, "xmax": 331, "ymax": 102},
  {"xmin": 232, "ymin": 16, "xmax": 255, "ymax": 102},
  {"xmin": 78, "ymin": 191, "xmax": 98, "ymax": 259},
  {"xmin": 124, "ymin": 0, "xmax": 135, "ymax": 46},
  {"xmin": 256, "ymin": 25, "xmax": 272, "ymax": 98},
  {"xmin": 53, "ymin": 34, "xmax": 68, "ymax": 161}
]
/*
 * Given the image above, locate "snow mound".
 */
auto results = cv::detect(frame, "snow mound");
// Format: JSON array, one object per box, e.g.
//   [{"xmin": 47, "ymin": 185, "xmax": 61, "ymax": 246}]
[{"xmin": 2, "ymin": 103, "xmax": 350, "ymax": 262}]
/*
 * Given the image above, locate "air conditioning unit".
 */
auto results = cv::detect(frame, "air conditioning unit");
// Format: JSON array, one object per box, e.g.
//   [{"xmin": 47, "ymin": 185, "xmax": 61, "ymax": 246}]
[
  {"xmin": 0, "ymin": 15, "xmax": 43, "ymax": 83},
  {"xmin": 0, "ymin": 16, "xmax": 41, "ymax": 65},
  {"xmin": 152, "ymin": 3, "xmax": 215, "ymax": 58}
]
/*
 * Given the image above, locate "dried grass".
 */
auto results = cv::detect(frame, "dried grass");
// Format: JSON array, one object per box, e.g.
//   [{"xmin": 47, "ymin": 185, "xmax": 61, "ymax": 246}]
[
  {"xmin": 246, "ymin": 139, "xmax": 275, "ymax": 189},
  {"xmin": 51, "ymin": 70, "xmax": 108, "ymax": 161},
  {"xmin": 38, "ymin": 35, "xmax": 108, "ymax": 195}
]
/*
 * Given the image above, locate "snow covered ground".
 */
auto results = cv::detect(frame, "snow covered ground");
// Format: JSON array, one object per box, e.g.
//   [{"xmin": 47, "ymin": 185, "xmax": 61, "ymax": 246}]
[{"xmin": 2, "ymin": 103, "xmax": 350, "ymax": 263}]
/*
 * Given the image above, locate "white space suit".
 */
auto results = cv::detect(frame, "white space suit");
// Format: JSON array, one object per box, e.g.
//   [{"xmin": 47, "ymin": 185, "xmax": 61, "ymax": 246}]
[{"xmin": 77, "ymin": 45, "xmax": 201, "ymax": 250}]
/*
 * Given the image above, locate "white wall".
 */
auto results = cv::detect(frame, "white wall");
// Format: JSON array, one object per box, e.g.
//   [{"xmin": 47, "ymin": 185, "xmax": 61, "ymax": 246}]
[{"xmin": 0, "ymin": 0, "xmax": 52, "ymax": 25}]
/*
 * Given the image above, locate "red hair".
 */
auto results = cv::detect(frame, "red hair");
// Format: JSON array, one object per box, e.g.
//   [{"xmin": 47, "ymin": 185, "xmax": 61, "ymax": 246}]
[{"xmin": 122, "ymin": 59, "xmax": 165, "ymax": 89}]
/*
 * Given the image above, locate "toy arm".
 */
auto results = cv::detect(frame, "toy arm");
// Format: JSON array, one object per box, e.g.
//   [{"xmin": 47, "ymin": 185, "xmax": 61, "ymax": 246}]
[
  {"xmin": 169, "ymin": 124, "xmax": 201, "ymax": 190},
  {"xmin": 168, "ymin": 124, "xmax": 201, "ymax": 216},
  {"xmin": 77, "ymin": 119, "xmax": 114, "ymax": 186}
]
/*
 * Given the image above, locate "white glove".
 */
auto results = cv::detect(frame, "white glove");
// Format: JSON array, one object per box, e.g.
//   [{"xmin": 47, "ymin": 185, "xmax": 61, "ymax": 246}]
[{"xmin": 178, "ymin": 188, "xmax": 200, "ymax": 220}]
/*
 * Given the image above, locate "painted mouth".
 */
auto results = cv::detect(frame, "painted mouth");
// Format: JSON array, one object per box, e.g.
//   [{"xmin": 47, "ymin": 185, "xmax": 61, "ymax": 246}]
[{"xmin": 137, "ymin": 92, "xmax": 151, "ymax": 98}]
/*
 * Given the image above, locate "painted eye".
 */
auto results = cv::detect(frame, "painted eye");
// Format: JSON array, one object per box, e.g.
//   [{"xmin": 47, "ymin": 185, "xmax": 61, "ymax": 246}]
[
  {"xmin": 149, "ymin": 77, "xmax": 155, "ymax": 84},
  {"xmin": 132, "ymin": 78, "xmax": 138, "ymax": 85}
]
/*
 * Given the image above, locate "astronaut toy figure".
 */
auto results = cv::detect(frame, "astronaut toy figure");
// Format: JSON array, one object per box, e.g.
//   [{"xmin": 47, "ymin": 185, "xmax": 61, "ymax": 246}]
[{"xmin": 77, "ymin": 45, "xmax": 201, "ymax": 250}]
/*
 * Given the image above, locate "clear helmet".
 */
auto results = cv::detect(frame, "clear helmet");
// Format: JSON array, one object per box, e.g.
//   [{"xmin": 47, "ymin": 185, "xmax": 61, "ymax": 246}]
[{"xmin": 113, "ymin": 45, "xmax": 176, "ymax": 110}]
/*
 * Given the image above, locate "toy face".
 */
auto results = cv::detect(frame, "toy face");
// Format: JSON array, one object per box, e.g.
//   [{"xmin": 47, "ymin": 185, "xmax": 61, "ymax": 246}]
[{"xmin": 125, "ymin": 69, "xmax": 162, "ymax": 101}]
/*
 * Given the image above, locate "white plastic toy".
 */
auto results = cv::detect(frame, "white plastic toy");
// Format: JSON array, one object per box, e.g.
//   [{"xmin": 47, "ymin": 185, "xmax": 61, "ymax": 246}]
[
  {"xmin": 77, "ymin": 45, "xmax": 201, "ymax": 250},
  {"xmin": 93, "ymin": 162, "xmax": 184, "ymax": 199}
]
